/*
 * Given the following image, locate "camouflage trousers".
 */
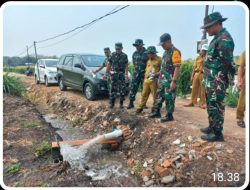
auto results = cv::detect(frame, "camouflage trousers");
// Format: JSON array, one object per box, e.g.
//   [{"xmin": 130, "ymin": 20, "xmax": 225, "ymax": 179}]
[
  {"xmin": 153, "ymin": 80, "xmax": 176, "ymax": 113},
  {"xmin": 205, "ymin": 78, "xmax": 227, "ymax": 134},
  {"xmin": 129, "ymin": 71, "xmax": 145, "ymax": 101},
  {"xmin": 109, "ymin": 72, "xmax": 126, "ymax": 103}
]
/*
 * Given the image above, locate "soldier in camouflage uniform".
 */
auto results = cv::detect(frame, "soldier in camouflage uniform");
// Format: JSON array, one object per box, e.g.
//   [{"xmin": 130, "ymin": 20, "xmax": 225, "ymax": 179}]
[
  {"xmin": 127, "ymin": 39, "xmax": 148, "ymax": 109},
  {"xmin": 200, "ymin": 12, "xmax": 235, "ymax": 141},
  {"xmin": 149, "ymin": 33, "xmax": 182, "ymax": 122},
  {"xmin": 104, "ymin": 42, "xmax": 129, "ymax": 108},
  {"xmin": 94, "ymin": 47, "xmax": 111, "ymax": 90}
]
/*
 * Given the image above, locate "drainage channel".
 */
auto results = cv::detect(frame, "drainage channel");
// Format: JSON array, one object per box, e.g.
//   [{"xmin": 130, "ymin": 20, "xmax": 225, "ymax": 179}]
[{"xmin": 44, "ymin": 114, "xmax": 139, "ymax": 186}]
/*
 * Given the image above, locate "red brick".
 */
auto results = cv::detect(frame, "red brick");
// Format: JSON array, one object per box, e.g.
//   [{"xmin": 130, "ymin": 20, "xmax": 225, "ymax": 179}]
[
  {"xmin": 162, "ymin": 160, "xmax": 171, "ymax": 168},
  {"xmin": 155, "ymin": 165, "xmax": 169, "ymax": 177},
  {"xmin": 140, "ymin": 170, "xmax": 151, "ymax": 178},
  {"xmin": 127, "ymin": 159, "xmax": 134, "ymax": 166}
]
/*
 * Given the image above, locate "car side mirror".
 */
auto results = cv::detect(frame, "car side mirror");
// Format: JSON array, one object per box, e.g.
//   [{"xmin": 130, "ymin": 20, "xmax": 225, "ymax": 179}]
[
  {"xmin": 40, "ymin": 65, "xmax": 45, "ymax": 68},
  {"xmin": 74, "ymin": 63, "xmax": 82, "ymax": 69}
]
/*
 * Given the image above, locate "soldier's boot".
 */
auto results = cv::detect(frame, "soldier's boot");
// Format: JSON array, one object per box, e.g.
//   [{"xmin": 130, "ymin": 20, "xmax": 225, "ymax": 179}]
[
  {"xmin": 120, "ymin": 100, "xmax": 124, "ymax": 109},
  {"xmin": 127, "ymin": 100, "xmax": 134, "ymax": 109},
  {"xmin": 201, "ymin": 132, "xmax": 224, "ymax": 142},
  {"xmin": 136, "ymin": 108, "xmax": 143, "ymax": 114},
  {"xmin": 200, "ymin": 127, "xmax": 212, "ymax": 134},
  {"xmin": 109, "ymin": 99, "xmax": 115, "ymax": 109},
  {"xmin": 148, "ymin": 109, "xmax": 161, "ymax": 118},
  {"xmin": 160, "ymin": 113, "xmax": 174, "ymax": 122},
  {"xmin": 143, "ymin": 104, "xmax": 148, "ymax": 109}
]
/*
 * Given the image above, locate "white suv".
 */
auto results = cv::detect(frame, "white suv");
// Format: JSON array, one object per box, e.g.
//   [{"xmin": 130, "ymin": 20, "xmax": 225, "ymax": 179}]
[{"xmin": 35, "ymin": 59, "xmax": 58, "ymax": 86}]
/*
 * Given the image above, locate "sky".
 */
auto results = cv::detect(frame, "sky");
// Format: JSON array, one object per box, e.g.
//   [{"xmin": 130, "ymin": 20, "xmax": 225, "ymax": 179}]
[{"xmin": 2, "ymin": 3, "xmax": 247, "ymax": 61}]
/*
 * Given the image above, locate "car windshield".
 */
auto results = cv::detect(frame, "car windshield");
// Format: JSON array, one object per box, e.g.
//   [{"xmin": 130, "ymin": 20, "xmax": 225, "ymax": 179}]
[
  {"xmin": 81, "ymin": 55, "xmax": 105, "ymax": 67},
  {"xmin": 45, "ymin": 60, "xmax": 58, "ymax": 67}
]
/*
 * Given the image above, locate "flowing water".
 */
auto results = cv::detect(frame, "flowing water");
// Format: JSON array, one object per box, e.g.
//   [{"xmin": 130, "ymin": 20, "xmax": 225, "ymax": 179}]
[{"xmin": 44, "ymin": 114, "xmax": 139, "ymax": 186}]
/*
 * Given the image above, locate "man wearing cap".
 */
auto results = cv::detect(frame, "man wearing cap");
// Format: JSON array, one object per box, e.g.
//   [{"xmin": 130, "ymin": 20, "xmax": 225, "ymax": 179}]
[
  {"xmin": 149, "ymin": 33, "xmax": 182, "ymax": 122},
  {"xmin": 184, "ymin": 44, "xmax": 207, "ymax": 109},
  {"xmin": 200, "ymin": 12, "xmax": 235, "ymax": 141},
  {"xmin": 94, "ymin": 48, "xmax": 111, "ymax": 90},
  {"xmin": 94, "ymin": 47, "xmax": 111, "ymax": 74},
  {"xmin": 136, "ymin": 46, "xmax": 162, "ymax": 113},
  {"xmin": 104, "ymin": 42, "xmax": 129, "ymax": 108},
  {"xmin": 236, "ymin": 51, "xmax": 245, "ymax": 128},
  {"xmin": 127, "ymin": 39, "xmax": 148, "ymax": 109}
]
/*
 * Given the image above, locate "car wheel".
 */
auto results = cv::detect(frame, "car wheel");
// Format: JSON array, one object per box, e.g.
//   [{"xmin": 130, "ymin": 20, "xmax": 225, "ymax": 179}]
[
  {"xmin": 45, "ymin": 76, "xmax": 50, "ymax": 87},
  {"xmin": 35, "ymin": 75, "xmax": 40, "ymax": 84},
  {"xmin": 84, "ymin": 83, "xmax": 96, "ymax": 100},
  {"xmin": 59, "ymin": 77, "xmax": 67, "ymax": 91}
]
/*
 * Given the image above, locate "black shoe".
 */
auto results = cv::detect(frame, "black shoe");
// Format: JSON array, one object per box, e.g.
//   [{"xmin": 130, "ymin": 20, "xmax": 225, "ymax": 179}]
[
  {"xmin": 160, "ymin": 113, "xmax": 174, "ymax": 122},
  {"xmin": 200, "ymin": 127, "xmax": 212, "ymax": 134},
  {"xmin": 120, "ymin": 101, "xmax": 124, "ymax": 108},
  {"xmin": 148, "ymin": 109, "xmax": 161, "ymax": 118},
  {"xmin": 201, "ymin": 133, "xmax": 224, "ymax": 142},
  {"xmin": 109, "ymin": 100, "xmax": 115, "ymax": 108},
  {"xmin": 127, "ymin": 101, "xmax": 134, "ymax": 109},
  {"xmin": 144, "ymin": 105, "xmax": 148, "ymax": 109},
  {"xmin": 136, "ymin": 108, "xmax": 143, "ymax": 113},
  {"xmin": 237, "ymin": 120, "xmax": 245, "ymax": 128}
]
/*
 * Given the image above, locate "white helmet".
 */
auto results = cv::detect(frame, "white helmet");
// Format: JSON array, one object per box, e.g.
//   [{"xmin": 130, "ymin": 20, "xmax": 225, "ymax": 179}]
[{"xmin": 201, "ymin": 44, "xmax": 208, "ymax": 51}]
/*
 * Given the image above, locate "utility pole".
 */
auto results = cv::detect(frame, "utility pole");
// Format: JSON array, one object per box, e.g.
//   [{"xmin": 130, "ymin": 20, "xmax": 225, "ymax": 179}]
[
  {"xmin": 202, "ymin": 5, "xmax": 209, "ymax": 40},
  {"xmin": 34, "ymin": 41, "xmax": 40, "ymax": 81},
  {"xmin": 26, "ymin": 45, "xmax": 29, "ymax": 65}
]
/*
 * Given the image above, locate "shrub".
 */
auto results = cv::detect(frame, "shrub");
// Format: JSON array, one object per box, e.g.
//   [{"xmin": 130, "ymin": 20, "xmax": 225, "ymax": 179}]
[
  {"xmin": 128, "ymin": 62, "xmax": 134, "ymax": 75},
  {"xmin": 225, "ymin": 86, "xmax": 239, "ymax": 108},
  {"xmin": 176, "ymin": 59, "xmax": 194, "ymax": 97},
  {"xmin": 3, "ymin": 73, "xmax": 27, "ymax": 96}
]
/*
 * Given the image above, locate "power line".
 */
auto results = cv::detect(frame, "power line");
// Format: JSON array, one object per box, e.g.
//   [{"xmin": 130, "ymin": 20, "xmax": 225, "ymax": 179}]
[
  {"xmin": 36, "ymin": 5, "xmax": 129, "ymax": 44},
  {"xmin": 37, "ymin": 6, "xmax": 122, "ymax": 49},
  {"xmin": 37, "ymin": 21, "xmax": 96, "ymax": 49},
  {"xmin": 16, "ymin": 44, "xmax": 34, "ymax": 57}
]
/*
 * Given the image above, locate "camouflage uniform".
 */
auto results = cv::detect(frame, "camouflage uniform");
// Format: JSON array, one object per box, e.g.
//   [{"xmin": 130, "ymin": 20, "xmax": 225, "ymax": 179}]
[
  {"xmin": 129, "ymin": 47, "xmax": 148, "ymax": 101},
  {"xmin": 199, "ymin": 12, "xmax": 236, "ymax": 141},
  {"xmin": 203, "ymin": 27, "xmax": 235, "ymax": 135},
  {"xmin": 153, "ymin": 46, "xmax": 182, "ymax": 113},
  {"xmin": 101, "ymin": 56, "xmax": 111, "ymax": 90},
  {"xmin": 108, "ymin": 48, "xmax": 128, "ymax": 106}
]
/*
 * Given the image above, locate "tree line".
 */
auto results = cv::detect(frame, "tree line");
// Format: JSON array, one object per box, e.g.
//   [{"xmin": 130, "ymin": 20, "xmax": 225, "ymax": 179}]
[{"xmin": 3, "ymin": 55, "xmax": 58, "ymax": 67}]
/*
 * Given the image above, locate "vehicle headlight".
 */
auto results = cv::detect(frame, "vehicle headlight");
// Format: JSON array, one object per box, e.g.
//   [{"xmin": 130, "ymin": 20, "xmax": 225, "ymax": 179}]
[{"xmin": 92, "ymin": 72, "xmax": 97, "ymax": 78}]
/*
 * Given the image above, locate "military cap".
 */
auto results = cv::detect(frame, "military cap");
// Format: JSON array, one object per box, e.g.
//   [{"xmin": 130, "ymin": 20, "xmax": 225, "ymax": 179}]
[
  {"xmin": 115, "ymin": 42, "xmax": 123, "ymax": 49},
  {"xmin": 201, "ymin": 12, "xmax": 227, "ymax": 29},
  {"xmin": 146, "ymin": 46, "xmax": 158, "ymax": 54},
  {"xmin": 133, "ymin": 39, "xmax": 144, "ymax": 46},
  {"xmin": 104, "ymin": 47, "xmax": 110, "ymax": 52},
  {"xmin": 158, "ymin": 33, "xmax": 171, "ymax": 45}
]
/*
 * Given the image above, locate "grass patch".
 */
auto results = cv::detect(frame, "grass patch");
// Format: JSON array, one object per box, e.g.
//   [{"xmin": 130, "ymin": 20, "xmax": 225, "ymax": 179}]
[
  {"xmin": 225, "ymin": 86, "xmax": 239, "ymax": 108},
  {"xmin": 3, "ymin": 66, "xmax": 34, "ymax": 75},
  {"xmin": 7, "ymin": 163, "xmax": 21, "ymax": 174},
  {"xmin": 130, "ymin": 161, "xmax": 143, "ymax": 176},
  {"xmin": 32, "ymin": 141, "xmax": 51, "ymax": 157},
  {"xmin": 3, "ymin": 73, "xmax": 27, "ymax": 96},
  {"xmin": 20, "ymin": 120, "xmax": 40, "ymax": 128},
  {"xmin": 39, "ymin": 182, "xmax": 49, "ymax": 187}
]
